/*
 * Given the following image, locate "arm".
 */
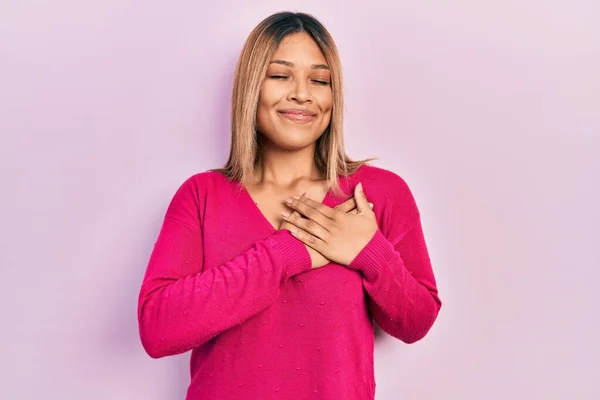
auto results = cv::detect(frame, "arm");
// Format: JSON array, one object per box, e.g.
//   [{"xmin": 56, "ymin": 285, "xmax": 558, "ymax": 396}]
[
  {"xmin": 347, "ymin": 178, "xmax": 441, "ymax": 343},
  {"xmin": 137, "ymin": 176, "xmax": 311, "ymax": 358}
]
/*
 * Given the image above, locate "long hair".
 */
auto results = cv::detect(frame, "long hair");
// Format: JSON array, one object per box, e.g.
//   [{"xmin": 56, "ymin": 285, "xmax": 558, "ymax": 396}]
[{"xmin": 211, "ymin": 11, "xmax": 376, "ymax": 196}]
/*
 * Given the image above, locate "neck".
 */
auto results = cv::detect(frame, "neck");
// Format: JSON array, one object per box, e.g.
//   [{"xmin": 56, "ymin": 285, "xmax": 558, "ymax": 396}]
[{"xmin": 251, "ymin": 142, "xmax": 323, "ymax": 188}]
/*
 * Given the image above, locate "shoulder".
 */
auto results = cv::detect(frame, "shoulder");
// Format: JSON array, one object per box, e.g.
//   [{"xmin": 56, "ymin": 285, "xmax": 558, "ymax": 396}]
[
  {"xmin": 164, "ymin": 170, "xmax": 234, "ymax": 226},
  {"xmin": 175, "ymin": 170, "xmax": 232, "ymax": 196},
  {"xmin": 355, "ymin": 163, "xmax": 420, "ymax": 225},
  {"xmin": 355, "ymin": 163, "xmax": 405, "ymax": 183},
  {"xmin": 355, "ymin": 164, "xmax": 414, "ymax": 200},
  {"xmin": 168, "ymin": 169, "xmax": 233, "ymax": 209}
]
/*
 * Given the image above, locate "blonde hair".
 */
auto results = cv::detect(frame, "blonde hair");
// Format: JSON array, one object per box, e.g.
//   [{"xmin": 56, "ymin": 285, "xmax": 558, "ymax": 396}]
[{"xmin": 211, "ymin": 11, "xmax": 376, "ymax": 196}]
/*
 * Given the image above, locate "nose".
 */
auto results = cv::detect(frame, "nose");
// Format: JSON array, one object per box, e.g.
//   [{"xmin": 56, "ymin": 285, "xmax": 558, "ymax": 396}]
[{"xmin": 288, "ymin": 77, "xmax": 312, "ymax": 103}]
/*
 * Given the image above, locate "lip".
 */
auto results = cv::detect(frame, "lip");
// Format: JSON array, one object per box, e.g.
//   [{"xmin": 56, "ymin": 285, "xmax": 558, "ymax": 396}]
[
  {"xmin": 278, "ymin": 109, "xmax": 317, "ymax": 124},
  {"xmin": 278, "ymin": 108, "xmax": 317, "ymax": 116}
]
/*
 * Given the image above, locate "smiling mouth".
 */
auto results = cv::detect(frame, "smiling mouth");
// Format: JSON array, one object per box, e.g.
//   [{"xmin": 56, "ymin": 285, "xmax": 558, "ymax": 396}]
[{"xmin": 278, "ymin": 111, "xmax": 317, "ymax": 124}]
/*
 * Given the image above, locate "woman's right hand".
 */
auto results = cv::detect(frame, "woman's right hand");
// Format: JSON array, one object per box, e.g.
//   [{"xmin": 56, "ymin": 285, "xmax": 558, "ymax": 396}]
[{"xmin": 280, "ymin": 194, "xmax": 373, "ymax": 269}]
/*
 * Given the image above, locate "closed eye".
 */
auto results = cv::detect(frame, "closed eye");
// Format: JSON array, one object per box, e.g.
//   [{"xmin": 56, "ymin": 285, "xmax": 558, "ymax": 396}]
[{"xmin": 269, "ymin": 75, "xmax": 330, "ymax": 86}]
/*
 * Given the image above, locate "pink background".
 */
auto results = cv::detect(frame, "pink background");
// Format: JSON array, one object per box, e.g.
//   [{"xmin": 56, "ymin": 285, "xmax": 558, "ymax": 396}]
[{"xmin": 1, "ymin": 1, "xmax": 598, "ymax": 398}]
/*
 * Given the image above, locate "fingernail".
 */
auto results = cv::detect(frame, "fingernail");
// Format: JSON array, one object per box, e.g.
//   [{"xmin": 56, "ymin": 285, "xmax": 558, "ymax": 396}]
[
  {"xmin": 281, "ymin": 211, "xmax": 290, "ymax": 218},
  {"xmin": 357, "ymin": 182, "xmax": 363, "ymax": 192},
  {"xmin": 292, "ymin": 195, "xmax": 301, "ymax": 200},
  {"xmin": 369, "ymin": 203, "xmax": 373, "ymax": 208},
  {"xmin": 285, "ymin": 198, "xmax": 293, "ymax": 204}
]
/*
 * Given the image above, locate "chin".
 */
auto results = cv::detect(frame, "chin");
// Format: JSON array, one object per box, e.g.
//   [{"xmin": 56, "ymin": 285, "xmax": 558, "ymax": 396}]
[
  {"xmin": 258, "ymin": 121, "xmax": 326, "ymax": 149},
  {"xmin": 278, "ymin": 138, "xmax": 316, "ymax": 150},
  {"xmin": 272, "ymin": 132, "xmax": 319, "ymax": 150}
]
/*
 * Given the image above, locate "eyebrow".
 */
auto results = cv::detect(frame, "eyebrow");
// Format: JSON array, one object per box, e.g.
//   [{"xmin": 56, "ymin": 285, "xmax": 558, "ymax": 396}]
[{"xmin": 270, "ymin": 59, "xmax": 329, "ymax": 70}]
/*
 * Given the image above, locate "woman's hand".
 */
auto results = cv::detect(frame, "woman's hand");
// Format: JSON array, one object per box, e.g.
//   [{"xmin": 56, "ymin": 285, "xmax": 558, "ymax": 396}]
[
  {"xmin": 279, "ymin": 191, "xmax": 373, "ymax": 269},
  {"xmin": 281, "ymin": 182, "xmax": 378, "ymax": 266}
]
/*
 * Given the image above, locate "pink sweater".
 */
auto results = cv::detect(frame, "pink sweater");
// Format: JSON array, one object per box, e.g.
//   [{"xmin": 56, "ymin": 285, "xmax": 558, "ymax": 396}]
[{"xmin": 137, "ymin": 164, "xmax": 441, "ymax": 399}]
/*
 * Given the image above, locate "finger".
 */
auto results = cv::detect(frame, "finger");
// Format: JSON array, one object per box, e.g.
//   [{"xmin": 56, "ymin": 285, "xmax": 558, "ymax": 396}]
[
  {"xmin": 281, "ymin": 209, "xmax": 329, "ymax": 241},
  {"xmin": 285, "ymin": 194, "xmax": 333, "ymax": 225},
  {"xmin": 334, "ymin": 197, "xmax": 357, "ymax": 213},
  {"xmin": 291, "ymin": 210, "xmax": 302, "ymax": 218},
  {"xmin": 289, "ymin": 193, "xmax": 307, "ymax": 218},
  {"xmin": 290, "ymin": 225, "xmax": 326, "ymax": 252},
  {"xmin": 282, "ymin": 193, "xmax": 306, "ymax": 228},
  {"xmin": 284, "ymin": 193, "xmax": 329, "ymax": 239},
  {"xmin": 348, "ymin": 203, "xmax": 373, "ymax": 215},
  {"xmin": 353, "ymin": 182, "xmax": 371, "ymax": 215}
]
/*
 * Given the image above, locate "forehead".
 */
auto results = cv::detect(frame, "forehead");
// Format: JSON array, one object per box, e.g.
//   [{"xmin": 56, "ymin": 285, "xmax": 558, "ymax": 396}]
[{"xmin": 271, "ymin": 32, "xmax": 327, "ymax": 64}]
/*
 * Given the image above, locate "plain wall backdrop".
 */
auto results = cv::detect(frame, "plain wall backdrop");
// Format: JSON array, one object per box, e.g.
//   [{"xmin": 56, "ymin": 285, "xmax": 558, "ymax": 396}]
[{"xmin": 1, "ymin": 1, "xmax": 598, "ymax": 399}]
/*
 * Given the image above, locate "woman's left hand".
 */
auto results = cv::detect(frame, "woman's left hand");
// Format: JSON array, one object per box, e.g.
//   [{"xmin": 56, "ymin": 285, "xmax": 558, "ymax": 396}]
[{"xmin": 281, "ymin": 182, "xmax": 379, "ymax": 266}]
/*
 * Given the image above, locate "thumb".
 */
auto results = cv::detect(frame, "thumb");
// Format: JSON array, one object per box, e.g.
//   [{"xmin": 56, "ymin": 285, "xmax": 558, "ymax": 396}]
[{"xmin": 353, "ymin": 182, "xmax": 370, "ymax": 214}]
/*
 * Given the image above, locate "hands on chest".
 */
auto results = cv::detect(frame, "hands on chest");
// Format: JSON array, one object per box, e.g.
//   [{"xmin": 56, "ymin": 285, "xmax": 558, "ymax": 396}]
[{"xmin": 279, "ymin": 182, "xmax": 378, "ymax": 268}]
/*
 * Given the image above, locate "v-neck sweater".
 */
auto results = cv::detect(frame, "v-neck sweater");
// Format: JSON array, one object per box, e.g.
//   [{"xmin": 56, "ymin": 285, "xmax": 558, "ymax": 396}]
[{"xmin": 137, "ymin": 164, "xmax": 441, "ymax": 400}]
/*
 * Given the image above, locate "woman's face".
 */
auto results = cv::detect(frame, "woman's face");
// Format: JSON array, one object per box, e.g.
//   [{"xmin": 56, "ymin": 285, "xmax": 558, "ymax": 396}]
[{"xmin": 256, "ymin": 32, "xmax": 333, "ymax": 151}]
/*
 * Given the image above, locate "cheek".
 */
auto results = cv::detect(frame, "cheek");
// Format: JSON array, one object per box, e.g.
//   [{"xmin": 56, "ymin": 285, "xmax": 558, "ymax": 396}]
[
  {"xmin": 259, "ymin": 82, "xmax": 285, "ymax": 106},
  {"xmin": 318, "ymin": 90, "xmax": 333, "ymax": 113},
  {"xmin": 320, "ymin": 93, "xmax": 333, "ymax": 127},
  {"xmin": 256, "ymin": 102, "xmax": 270, "ymax": 133},
  {"xmin": 256, "ymin": 86, "xmax": 274, "ymax": 127}
]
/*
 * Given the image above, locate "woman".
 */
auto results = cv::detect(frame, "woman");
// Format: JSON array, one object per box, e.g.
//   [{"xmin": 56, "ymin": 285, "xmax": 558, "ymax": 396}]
[{"xmin": 138, "ymin": 11, "xmax": 441, "ymax": 400}]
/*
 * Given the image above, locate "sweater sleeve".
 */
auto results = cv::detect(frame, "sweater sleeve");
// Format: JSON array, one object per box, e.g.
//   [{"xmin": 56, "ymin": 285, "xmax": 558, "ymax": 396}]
[
  {"xmin": 347, "ymin": 176, "xmax": 441, "ymax": 344},
  {"xmin": 137, "ymin": 175, "xmax": 311, "ymax": 358}
]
